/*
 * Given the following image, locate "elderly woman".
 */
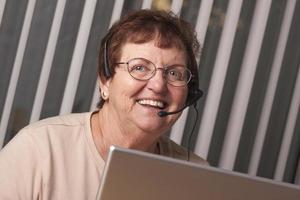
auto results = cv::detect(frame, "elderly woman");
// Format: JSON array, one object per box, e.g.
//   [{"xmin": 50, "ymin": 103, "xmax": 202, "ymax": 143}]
[{"xmin": 0, "ymin": 9, "xmax": 206, "ymax": 199}]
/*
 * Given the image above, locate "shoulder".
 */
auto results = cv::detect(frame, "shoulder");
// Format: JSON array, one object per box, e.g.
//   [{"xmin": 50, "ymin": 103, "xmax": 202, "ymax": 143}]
[
  {"xmin": 21, "ymin": 112, "xmax": 92, "ymax": 137},
  {"xmin": 1, "ymin": 112, "xmax": 94, "ymax": 163},
  {"xmin": 26, "ymin": 112, "xmax": 91, "ymax": 130},
  {"xmin": 159, "ymin": 136, "xmax": 209, "ymax": 166},
  {"xmin": 5, "ymin": 112, "xmax": 93, "ymax": 149}
]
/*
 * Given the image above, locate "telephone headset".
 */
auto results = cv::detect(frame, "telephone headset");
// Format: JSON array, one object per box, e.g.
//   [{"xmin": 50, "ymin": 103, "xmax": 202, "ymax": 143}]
[{"xmin": 102, "ymin": 35, "xmax": 203, "ymax": 160}]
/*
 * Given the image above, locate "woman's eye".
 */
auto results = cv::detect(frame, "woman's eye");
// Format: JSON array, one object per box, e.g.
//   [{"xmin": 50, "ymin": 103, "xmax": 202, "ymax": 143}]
[
  {"xmin": 131, "ymin": 65, "xmax": 151, "ymax": 73},
  {"xmin": 168, "ymin": 70, "xmax": 183, "ymax": 80},
  {"xmin": 133, "ymin": 65, "xmax": 145, "ymax": 71}
]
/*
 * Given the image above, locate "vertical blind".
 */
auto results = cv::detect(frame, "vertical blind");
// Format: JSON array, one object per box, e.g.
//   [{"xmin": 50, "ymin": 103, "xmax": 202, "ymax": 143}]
[{"xmin": 0, "ymin": 0, "xmax": 299, "ymax": 185}]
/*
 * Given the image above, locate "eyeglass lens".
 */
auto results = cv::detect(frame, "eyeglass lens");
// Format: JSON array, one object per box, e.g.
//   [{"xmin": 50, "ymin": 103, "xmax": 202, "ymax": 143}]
[{"xmin": 126, "ymin": 58, "xmax": 191, "ymax": 86}]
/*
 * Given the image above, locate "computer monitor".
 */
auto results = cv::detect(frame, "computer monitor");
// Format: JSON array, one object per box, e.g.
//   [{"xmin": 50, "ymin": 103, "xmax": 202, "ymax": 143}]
[{"xmin": 96, "ymin": 146, "xmax": 300, "ymax": 200}]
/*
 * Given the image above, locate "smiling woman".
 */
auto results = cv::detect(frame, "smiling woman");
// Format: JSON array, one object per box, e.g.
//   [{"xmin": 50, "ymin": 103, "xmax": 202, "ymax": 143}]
[
  {"xmin": 0, "ymin": 9, "xmax": 207, "ymax": 199},
  {"xmin": 97, "ymin": 41, "xmax": 188, "ymax": 148}
]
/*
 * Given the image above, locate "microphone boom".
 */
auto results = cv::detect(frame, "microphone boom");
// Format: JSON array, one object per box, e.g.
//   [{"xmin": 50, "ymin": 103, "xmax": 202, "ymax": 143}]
[{"xmin": 157, "ymin": 89, "xmax": 203, "ymax": 117}]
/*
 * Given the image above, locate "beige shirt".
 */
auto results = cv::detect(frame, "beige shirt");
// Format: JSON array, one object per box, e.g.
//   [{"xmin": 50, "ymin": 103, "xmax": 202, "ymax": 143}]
[{"xmin": 0, "ymin": 112, "xmax": 207, "ymax": 200}]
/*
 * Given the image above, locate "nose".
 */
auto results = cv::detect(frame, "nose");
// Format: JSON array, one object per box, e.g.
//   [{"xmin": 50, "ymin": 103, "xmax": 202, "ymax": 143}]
[{"xmin": 146, "ymin": 68, "xmax": 168, "ymax": 93}]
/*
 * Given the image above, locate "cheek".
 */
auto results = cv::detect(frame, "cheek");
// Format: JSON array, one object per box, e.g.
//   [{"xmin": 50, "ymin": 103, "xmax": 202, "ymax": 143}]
[
  {"xmin": 171, "ymin": 87, "xmax": 188, "ymax": 106},
  {"xmin": 109, "ymin": 77, "xmax": 145, "ymax": 109}
]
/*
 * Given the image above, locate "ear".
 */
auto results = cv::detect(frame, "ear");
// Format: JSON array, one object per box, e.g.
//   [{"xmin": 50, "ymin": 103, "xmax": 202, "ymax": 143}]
[{"xmin": 99, "ymin": 76, "xmax": 111, "ymax": 100}]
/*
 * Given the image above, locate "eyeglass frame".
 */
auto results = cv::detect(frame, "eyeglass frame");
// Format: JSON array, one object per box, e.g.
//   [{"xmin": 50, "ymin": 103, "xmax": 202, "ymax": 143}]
[{"xmin": 114, "ymin": 57, "xmax": 193, "ymax": 87}]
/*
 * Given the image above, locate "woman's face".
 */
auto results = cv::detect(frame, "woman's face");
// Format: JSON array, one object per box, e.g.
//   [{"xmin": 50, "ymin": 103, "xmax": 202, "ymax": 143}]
[{"xmin": 102, "ymin": 40, "xmax": 188, "ymax": 136}]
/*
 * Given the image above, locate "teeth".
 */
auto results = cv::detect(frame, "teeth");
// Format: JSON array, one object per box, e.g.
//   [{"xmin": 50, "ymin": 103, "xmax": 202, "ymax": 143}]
[{"xmin": 138, "ymin": 99, "xmax": 165, "ymax": 108}]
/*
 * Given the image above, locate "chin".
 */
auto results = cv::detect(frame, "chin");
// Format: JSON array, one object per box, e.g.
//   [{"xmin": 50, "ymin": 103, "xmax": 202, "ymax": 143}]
[
  {"xmin": 141, "ymin": 123, "xmax": 163, "ymax": 132},
  {"xmin": 137, "ymin": 118, "xmax": 173, "ymax": 135},
  {"xmin": 132, "ymin": 109, "xmax": 176, "ymax": 132}
]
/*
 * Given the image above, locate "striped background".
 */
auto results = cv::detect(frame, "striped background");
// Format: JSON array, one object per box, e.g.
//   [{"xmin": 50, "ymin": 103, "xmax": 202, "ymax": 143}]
[{"xmin": 1, "ymin": 0, "xmax": 300, "ymax": 185}]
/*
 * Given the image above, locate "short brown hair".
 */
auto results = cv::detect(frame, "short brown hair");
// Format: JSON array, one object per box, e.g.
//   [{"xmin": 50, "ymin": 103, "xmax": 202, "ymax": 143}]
[{"xmin": 98, "ymin": 9, "xmax": 200, "ymax": 108}]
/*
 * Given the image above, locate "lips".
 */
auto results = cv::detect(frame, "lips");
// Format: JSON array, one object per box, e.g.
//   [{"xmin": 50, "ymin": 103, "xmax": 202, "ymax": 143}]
[{"xmin": 137, "ymin": 99, "xmax": 167, "ymax": 109}]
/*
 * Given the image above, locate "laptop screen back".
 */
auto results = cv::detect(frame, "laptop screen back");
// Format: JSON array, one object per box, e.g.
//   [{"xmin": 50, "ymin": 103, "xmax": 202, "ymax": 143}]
[{"xmin": 97, "ymin": 146, "xmax": 300, "ymax": 200}]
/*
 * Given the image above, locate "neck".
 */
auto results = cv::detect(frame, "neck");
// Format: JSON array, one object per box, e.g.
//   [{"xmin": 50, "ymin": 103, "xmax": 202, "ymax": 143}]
[{"xmin": 91, "ymin": 108, "xmax": 160, "ymax": 160}]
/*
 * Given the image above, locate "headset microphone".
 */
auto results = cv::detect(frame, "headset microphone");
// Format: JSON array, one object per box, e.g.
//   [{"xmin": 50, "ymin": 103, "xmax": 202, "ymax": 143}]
[{"xmin": 157, "ymin": 89, "xmax": 203, "ymax": 117}]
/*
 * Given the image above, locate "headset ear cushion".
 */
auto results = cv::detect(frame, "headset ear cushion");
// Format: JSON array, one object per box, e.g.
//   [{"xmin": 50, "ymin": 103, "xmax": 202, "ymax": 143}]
[
  {"xmin": 187, "ymin": 89, "xmax": 203, "ymax": 106},
  {"xmin": 195, "ymin": 89, "xmax": 203, "ymax": 98}
]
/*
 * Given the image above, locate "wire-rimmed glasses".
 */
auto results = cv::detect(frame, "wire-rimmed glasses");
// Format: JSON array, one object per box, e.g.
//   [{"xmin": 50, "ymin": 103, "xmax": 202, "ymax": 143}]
[{"xmin": 115, "ymin": 58, "xmax": 192, "ymax": 87}]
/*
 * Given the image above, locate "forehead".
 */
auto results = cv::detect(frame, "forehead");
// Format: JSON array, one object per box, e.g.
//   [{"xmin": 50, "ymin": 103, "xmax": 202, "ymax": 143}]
[{"xmin": 120, "ymin": 41, "xmax": 187, "ymax": 64}]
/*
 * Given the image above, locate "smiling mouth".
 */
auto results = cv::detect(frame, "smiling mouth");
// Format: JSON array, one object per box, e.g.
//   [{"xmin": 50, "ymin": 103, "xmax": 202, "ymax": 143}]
[{"xmin": 137, "ymin": 99, "xmax": 166, "ymax": 109}]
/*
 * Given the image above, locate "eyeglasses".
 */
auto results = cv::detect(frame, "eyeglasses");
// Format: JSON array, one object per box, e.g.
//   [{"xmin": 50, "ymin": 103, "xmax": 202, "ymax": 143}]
[{"xmin": 115, "ymin": 58, "xmax": 193, "ymax": 87}]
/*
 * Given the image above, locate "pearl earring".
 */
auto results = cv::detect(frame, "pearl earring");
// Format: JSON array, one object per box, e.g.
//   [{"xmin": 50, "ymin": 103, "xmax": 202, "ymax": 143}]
[{"xmin": 102, "ymin": 91, "xmax": 108, "ymax": 99}]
